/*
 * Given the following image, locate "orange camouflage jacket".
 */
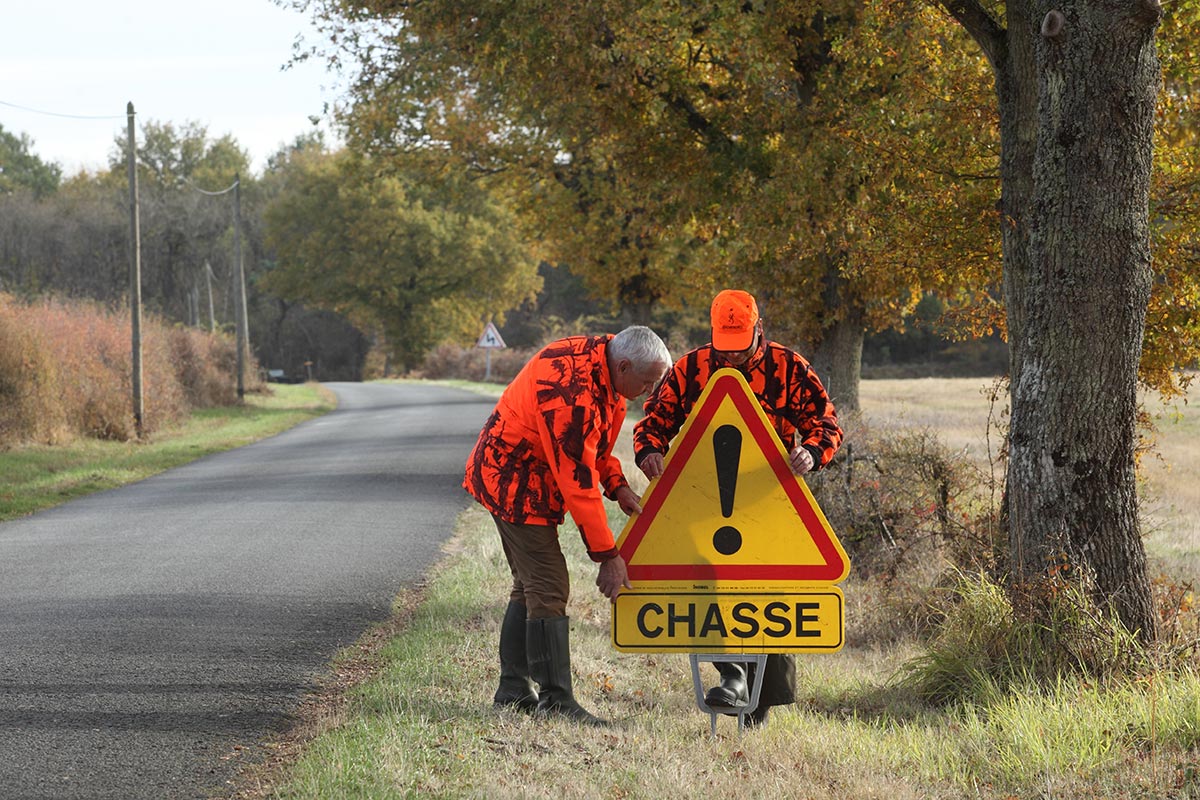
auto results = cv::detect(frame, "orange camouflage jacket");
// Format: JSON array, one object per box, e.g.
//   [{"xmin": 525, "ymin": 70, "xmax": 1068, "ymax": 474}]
[
  {"xmin": 633, "ymin": 339, "xmax": 842, "ymax": 470},
  {"xmin": 463, "ymin": 335, "xmax": 629, "ymax": 562}
]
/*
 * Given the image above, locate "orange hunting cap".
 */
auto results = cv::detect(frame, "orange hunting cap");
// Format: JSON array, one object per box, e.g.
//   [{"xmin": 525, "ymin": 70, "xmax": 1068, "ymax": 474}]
[{"xmin": 710, "ymin": 289, "xmax": 760, "ymax": 351}]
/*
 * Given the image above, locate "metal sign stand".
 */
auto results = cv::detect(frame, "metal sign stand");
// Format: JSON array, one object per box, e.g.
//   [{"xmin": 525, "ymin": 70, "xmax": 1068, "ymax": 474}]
[{"xmin": 689, "ymin": 653, "xmax": 768, "ymax": 737}]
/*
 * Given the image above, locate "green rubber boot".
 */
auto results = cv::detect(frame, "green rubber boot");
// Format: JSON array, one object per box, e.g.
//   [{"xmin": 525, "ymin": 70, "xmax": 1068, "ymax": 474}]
[
  {"xmin": 526, "ymin": 616, "xmax": 608, "ymax": 727},
  {"xmin": 493, "ymin": 600, "xmax": 538, "ymax": 711}
]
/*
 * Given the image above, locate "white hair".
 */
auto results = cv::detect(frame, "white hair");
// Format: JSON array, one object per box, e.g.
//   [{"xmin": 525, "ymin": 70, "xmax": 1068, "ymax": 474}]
[{"xmin": 610, "ymin": 325, "xmax": 672, "ymax": 373}]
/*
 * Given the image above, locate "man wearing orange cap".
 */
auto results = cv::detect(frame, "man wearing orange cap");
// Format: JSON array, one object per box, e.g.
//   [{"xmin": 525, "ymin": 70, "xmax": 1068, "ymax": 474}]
[{"xmin": 632, "ymin": 289, "xmax": 842, "ymax": 727}]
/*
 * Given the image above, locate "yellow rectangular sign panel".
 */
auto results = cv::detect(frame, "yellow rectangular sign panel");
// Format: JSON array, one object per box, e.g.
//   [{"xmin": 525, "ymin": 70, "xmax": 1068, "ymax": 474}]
[{"xmin": 612, "ymin": 588, "xmax": 844, "ymax": 653}]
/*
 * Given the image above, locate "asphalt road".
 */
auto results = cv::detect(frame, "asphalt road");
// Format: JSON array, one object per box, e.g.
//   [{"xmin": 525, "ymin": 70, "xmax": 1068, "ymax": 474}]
[{"xmin": 0, "ymin": 382, "xmax": 495, "ymax": 799}]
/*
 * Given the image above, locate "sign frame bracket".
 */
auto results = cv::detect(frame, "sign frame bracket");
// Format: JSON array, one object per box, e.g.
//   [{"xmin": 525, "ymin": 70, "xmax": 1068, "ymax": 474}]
[{"xmin": 688, "ymin": 653, "xmax": 768, "ymax": 737}]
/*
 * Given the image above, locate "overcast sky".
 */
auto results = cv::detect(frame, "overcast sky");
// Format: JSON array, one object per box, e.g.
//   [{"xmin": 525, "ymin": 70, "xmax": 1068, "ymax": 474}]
[{"xmin": 0, "ymin": 0, "xmax": 344, "ymax": 175}]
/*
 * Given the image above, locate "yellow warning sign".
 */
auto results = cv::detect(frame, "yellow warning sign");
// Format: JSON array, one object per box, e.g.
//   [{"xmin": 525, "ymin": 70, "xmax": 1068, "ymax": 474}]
[
  {"xmin": 616, "ymin": 368, "xmax": 849, "ymax": 587},
  {"xmin": 612, "ymin": 588, "xmax": 844, "ymax": 652}
]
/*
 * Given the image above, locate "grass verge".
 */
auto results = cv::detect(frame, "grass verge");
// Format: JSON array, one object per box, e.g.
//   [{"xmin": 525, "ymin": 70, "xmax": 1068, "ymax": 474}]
[
  {"xmin": 236, "ymin": 502, "xmax": 1200, "ymax": 800},
  {"xmin": 233, "ymin": 378, "xmax": 1200, "ymax": 800},
  {"xmin": 0, "ymin": 383, "xmax": 335, "ymax": 522}
]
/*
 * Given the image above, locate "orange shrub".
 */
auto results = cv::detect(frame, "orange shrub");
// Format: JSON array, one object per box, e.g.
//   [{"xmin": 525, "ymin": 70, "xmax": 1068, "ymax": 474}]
[
  {"xmin": 32, "ymin": 297, "xmax": 138, "ymax": 440},
  {"xmin": 168, "ymin": 326, "xmax": 239, "ymax": 408},
  {"xmin": 0, "ymin": 297, "xmax": 70, "ymax": 443},
  {"xmin": 0, "ymin": 294, "xmax": 246, "ymax": 446},
  {"xmin": 140, "ymin": 322, "xmax": 189, "ymax": 437}
]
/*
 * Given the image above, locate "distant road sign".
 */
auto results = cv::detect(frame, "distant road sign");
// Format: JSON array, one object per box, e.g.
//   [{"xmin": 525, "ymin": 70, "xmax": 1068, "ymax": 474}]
[{"xmin": 476, "ymin": 321, "xmax": 506, "ymax": 349}]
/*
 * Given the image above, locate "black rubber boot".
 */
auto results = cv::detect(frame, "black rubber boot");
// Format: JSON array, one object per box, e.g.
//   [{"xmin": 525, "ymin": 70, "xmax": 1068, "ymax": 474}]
[
  {"xmin": 526, "ymin": 616, "xmax": 608, "ymax": 726},
  {"xmin": 493, "ymin": 600, "xmax": 538, "ymax": 711},
  {"xmin": 704, "ymin": 662, "xmax": 749, "ymax": 709},
  {"xmin": 745, "ymin": 704, "xmax": 770, "ymax": 728}
]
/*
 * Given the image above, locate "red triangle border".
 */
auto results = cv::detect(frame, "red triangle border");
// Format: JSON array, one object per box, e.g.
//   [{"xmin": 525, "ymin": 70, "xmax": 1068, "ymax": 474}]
[{"xmin": 620, "ymin": 372, "xmax": 847, "ymax": 582}]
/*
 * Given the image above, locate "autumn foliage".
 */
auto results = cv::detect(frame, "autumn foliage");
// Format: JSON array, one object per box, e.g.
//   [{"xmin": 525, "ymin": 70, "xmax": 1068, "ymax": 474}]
[{"xmin": 0, "ymin": 294, "xmax": 250, "ymax": 445}]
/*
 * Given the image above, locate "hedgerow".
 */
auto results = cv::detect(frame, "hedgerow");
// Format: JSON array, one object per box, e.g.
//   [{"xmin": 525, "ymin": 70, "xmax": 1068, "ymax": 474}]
[{"xmin": 0, "ymin": 293, "xmax": 254, "ymax": 445}]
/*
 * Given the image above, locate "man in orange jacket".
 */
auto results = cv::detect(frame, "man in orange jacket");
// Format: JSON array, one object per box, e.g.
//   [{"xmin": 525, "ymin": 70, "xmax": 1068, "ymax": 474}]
[
  {"xmin": 464, "ymin": 325, "xmax": 672, "ymax": 725},
  {"xmin": 634, "ymin": 290, "xmax": 842, "ymax": 727}
]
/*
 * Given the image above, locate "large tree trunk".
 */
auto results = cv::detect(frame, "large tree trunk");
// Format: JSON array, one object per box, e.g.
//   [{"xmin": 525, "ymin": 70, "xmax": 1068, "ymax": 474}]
[
  {"xmin": 805, "ymin": 251, "xmax": 865, "ymax": 414},
  {"xmin": 988, "ymin": 1, "xmax": 1162, "ymax": 642},
  {"xmin": 809, "ymin": 314, "xmax": 863, "ymax": 415}
]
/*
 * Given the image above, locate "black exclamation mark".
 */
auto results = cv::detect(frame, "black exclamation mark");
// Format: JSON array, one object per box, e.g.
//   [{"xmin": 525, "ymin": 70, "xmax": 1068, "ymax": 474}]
[{"xmin": 712, "ymin": 424, "xmax": 742, "ymax": 556}]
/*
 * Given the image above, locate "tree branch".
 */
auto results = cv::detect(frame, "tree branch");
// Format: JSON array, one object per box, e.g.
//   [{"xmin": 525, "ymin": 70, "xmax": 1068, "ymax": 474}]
[
  {"xmin": 936, "ymin": 0, "xmax": 1006, "ymax": 71},
  {"xmin": 631, "ymin": 71, "xmax": 739, "ymax": 158}
]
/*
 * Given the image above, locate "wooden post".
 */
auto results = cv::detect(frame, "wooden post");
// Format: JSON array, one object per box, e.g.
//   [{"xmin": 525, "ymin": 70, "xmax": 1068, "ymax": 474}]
[
  {"xmin": 233, "ymin": 175, "xmax": 247, "ymax": 400},
  {"xmin": 126, "ymin": 102, "xmax": 144, "ymax": 437},
  {"xmin": 204, "ymin": 260, "xmax": 216, "ymax": 332}
]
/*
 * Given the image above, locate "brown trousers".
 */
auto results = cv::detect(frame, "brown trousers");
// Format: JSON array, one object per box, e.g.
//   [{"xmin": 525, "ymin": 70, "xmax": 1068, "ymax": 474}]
[{"xmin": 493, "ymin": 515, "xmax": 571, "ymax": 619}]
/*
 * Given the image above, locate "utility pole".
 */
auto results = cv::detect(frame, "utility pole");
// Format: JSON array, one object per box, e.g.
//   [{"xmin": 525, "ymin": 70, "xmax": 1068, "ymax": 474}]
[
  {"xmin": 233, "ymin": 174, "xmax": 248, "ymax": 401},
  {"xmin": 204, "ymin": 260, "xmax": 216, "ymax": 332},
  {"xmin": 126, "ymin": 102, "xmax": 144, "ymax": 437},
  {"xmin": 189, "ymin": 179, "xmax": 248, "ymax": 398}
]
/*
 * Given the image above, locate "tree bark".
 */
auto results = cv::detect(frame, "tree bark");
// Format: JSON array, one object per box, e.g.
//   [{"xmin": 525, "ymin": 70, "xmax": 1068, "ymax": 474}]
[
  {"xmin": 985, "ymin": 0, "xmax": 1162, "ymax": 642},
  {"xmin": 809, "ymin": 314, "xmax": 863, "ymax": 415},
  {"xmin": 803, "ymin": 250, "xmax": 865, "ymax": 414}
]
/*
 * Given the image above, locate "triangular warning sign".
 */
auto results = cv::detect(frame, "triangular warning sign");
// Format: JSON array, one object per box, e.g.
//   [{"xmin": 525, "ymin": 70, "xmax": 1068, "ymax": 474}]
[
  {"xmin": 617, "ymin": 368, "xmax": 848, "ymax": 584},
  {"xmin": 476, "ymin": 321, "xmax": 506, "ymax": 349}
]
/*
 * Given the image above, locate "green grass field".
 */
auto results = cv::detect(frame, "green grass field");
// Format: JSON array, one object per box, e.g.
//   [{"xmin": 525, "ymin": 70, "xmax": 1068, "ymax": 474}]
[{"xmin": 0, "ymin": 383, "xmax": 335, "ymax": 522}]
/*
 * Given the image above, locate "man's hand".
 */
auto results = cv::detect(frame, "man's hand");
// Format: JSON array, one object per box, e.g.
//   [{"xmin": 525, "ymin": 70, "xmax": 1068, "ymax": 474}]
[
  {"xmin": 639, "ymin": 453, "xmax": 665, "ymax": 480},
  {"xmin": 615, "ymin": 485, "xmax": 643, "ymax": 516},
  {"xmin": 789, "ymin": 445, "xmax": 814, "ymax": 475},
  {"xmin": 597, "ymin": 555, "xmax": 632, "ymax": 600}
]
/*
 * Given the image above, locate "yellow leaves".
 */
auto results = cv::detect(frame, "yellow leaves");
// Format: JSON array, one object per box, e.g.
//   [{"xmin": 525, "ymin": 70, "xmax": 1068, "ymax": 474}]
[
  {"xmin": 592, "ymin": 671, "xmax": 616, "ymax": 694},
  {"xmin": 318, "ymin": 0, "xmax": 1008, "ymax": 345}
]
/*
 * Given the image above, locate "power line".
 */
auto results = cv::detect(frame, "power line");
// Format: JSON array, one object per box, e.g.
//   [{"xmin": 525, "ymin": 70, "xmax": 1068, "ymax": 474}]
[
  {"xmin": 0, "ymin": 99, "xmax": 124, "ymax": 120},
  {"xmin": 182, "ymin": 176, "xmax": 239, "ymax": 196}
]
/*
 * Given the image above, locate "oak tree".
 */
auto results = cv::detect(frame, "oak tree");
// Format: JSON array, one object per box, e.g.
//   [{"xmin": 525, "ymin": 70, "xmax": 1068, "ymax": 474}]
[
  {"xmin": 293, "ymin": 0, "xmax": 1002, "ymax": 410},
  {"xmin": 940, "ymin": 0, "xmax": 1190, "ymax": 642},
  {"xmin": 262, "ymin": 147, "xmax": 541, "ymax": 370}
]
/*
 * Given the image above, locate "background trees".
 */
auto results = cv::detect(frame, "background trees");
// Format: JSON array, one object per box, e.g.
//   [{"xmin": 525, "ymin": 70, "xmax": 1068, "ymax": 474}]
[
  {"xmin": 0, "ymin": 127, "xmax": 353, "ymax": 379},
  {"xmin": 261, "ymin": 147, "xmax": 542, "ymax": 372},
  {"xmin": 294, "ymin": 0, "xmax": 1004, "ymax": 410},
  {"xmin": 0, "ymin": 125, "xmax": 61, "ymax": 198},
  {"xmin": 293, "ymin": 0, "xmax": 1200, "ymax": 646},
  {"xmin": 112, "ymin": 120, "xmax": 255, "ymax": 326}
]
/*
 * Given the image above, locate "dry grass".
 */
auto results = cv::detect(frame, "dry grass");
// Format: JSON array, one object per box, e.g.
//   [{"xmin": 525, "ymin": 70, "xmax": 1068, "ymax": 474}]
[
  {"xmin": 235, "ymin": 376, "xmax": 1200, "ymax": 800},
  {"xmin": 856, "ymin": 376, "xmax": 1008, "ymax": 491},
  {"xmin": 859, "ymin": 377, "xmax": 1008, "ymax": 461},
  {"xmin": 860, "ymin": 376, "xmax": 1199, "ymax": 580},
  {"xmin": 1140, "ymin": 391, "xmax": 1200, "ymax": 579},
  {"xmin": 245, "ymin": 504, "xmax": 1199, "ymax": 800}
]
